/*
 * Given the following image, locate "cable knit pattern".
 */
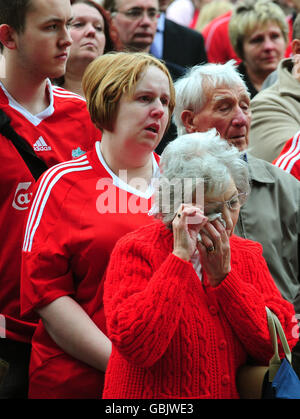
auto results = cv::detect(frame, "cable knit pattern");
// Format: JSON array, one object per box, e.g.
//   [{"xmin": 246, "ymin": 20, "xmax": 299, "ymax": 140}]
[{"xmin": 103, "ymin": 220, "xmax": 297, "ymax": 399}]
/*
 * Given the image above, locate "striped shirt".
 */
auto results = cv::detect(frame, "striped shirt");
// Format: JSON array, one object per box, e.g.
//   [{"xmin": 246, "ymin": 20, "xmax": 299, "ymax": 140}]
[{"xmin": 273, "ymin": 131, "xmax": 300, "ymax": 181}]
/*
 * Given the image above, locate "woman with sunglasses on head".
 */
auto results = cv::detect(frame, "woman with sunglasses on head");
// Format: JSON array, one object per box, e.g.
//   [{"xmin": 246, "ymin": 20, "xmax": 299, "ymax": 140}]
[{"xmin": 102, "ymin": 129, "xmax": 297, "ymax": 399}]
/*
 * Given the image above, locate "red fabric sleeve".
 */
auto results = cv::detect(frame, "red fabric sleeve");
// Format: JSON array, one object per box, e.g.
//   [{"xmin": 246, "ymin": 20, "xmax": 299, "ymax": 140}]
[
  {"xmin": 201, "ymin": 12, "xmax": 240, "ymax": 64},
  {"xmin": 21, "ymin": 172, "xmax": 75, "ymax": 317}
]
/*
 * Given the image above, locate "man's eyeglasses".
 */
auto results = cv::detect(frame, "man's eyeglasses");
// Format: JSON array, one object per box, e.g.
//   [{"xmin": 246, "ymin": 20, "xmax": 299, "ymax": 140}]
[
  {"xmin": 204, "ymin": 193, "xmax": 247, "ymax": 215},
  {"xmin": 113, "ymin": 7, "xmax": 160, "ymax": 21}
]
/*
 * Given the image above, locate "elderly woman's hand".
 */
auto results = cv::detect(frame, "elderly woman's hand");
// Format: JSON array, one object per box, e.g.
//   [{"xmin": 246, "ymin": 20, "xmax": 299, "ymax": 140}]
[
  {"xmin": 172, "ymin": 204, "xmax": 208, "ymax": 262},
  {"xmin": 197, "ymin": 218, "xmax": 231, "ymax": 287}
]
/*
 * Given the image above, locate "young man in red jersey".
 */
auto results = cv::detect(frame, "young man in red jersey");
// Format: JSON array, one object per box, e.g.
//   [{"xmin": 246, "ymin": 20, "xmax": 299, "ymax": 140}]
[{"xmin": 0, "ymin": 0, "xmax": 100, "ymax": 398}]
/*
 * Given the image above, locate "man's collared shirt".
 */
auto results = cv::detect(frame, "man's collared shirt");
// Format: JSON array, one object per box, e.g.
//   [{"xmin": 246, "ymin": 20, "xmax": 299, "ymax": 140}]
[{"xmin": 150, "ymin": 13, "xmax": 165, "ymax": 59}]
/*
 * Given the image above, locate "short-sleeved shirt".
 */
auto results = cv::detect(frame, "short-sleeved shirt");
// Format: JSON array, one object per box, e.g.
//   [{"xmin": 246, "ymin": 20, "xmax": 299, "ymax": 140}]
[{"xmin": 21, "ymin": 142, "xmax": 159, "ymax": 398}]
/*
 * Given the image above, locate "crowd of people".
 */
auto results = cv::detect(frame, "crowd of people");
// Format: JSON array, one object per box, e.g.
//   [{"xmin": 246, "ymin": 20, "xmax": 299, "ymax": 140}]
[{"xmin": 0, "ymin": 0, "xmax": 299, "ymax": 400}]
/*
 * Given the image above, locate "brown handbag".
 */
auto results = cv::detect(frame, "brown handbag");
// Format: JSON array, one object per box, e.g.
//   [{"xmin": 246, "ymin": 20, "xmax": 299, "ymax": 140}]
[{"xmin": 236, "ymin": 363, "xmax": 269, "ymax": 399}]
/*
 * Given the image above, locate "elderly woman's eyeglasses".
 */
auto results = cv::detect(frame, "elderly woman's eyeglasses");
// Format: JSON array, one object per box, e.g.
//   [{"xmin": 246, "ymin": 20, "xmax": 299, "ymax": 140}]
[
  {"xmin": 204, "ymin": 193, "xmax": 247, "ymax": 215},
  {"xmin": 113, "ymin": 7, "xmax": 160, "ymax": 21}
]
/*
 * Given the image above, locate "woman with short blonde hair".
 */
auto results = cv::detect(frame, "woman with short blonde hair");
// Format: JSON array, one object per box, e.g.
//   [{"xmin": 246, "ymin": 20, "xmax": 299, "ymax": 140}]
[
  {"xmin": 83, "ymin": 51, "xmax": 175, "ymax": 131},
  {"xmin": 229, "ymin": 0, "xmax": 288, "ymax": 97},
  {"xmin": 21, "ymin": 51, "xmax": 174, "ymax": 399}
]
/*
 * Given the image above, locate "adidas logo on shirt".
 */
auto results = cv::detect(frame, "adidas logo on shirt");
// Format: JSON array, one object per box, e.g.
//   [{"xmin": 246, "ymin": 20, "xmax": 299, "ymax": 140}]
[{"xmin": 33, "ymin": 136, "xmax": 52, "ymax": 152}]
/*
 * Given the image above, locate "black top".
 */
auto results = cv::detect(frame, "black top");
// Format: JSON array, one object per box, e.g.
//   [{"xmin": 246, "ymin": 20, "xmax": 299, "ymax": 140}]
[{"xmin": 237, "ymin": 62, "xmax": 258, "ymax": 99}]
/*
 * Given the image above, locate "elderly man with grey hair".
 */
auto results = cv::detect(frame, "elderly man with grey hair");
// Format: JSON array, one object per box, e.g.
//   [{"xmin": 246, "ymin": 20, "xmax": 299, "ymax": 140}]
[{"xmin": 173, "ymin": 60, "xmax": 300, "ymax": 376}]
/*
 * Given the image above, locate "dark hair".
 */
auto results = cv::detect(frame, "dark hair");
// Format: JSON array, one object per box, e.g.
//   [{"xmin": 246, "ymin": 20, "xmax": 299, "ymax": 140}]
[
  {"xmin": 71, "ymin": 0, "xmax": 122, "ymax": 53},
  {"xmin": 102, "ymin": 0, "xmax": 117, "ymax": 13},
  {"xmin": 0, "ymin": 0, "xmax": 34, "ymax": 52},
  {"xmin": 0, "ymin": 0, "xmax": 33, "ymax": 30}
]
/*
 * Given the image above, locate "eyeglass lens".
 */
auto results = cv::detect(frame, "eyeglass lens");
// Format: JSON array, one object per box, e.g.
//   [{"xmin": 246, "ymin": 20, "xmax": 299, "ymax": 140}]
[
  {"xmin": 204, "ymin": 193, "xmax": 244, "ymax": 214},
  {"xmin": 121, "ymin": 7, "xmax": 159, "ymax": 20}
]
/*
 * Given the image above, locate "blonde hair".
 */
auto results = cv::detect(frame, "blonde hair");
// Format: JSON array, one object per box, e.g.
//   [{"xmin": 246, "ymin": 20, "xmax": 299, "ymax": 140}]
[
  {"xmin": 195, "ymin": 1, "xmax": 233, "ymax": 32},
  {"xmin": 229, "ymin": 0, "xmax": 288, "ymax": 60},
  {"xmin": 82, "ymin": 51, "xmax": 175, "ymax": 131}
]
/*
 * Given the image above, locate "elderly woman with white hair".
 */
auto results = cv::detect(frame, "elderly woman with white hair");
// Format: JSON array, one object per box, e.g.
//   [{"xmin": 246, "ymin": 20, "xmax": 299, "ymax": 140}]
[{"xmin": 102, "ymin": 129, "xmax": 297, "ymax": 399}]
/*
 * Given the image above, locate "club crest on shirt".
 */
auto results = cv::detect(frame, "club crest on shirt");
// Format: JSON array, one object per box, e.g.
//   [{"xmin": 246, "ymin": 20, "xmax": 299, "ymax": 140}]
[{"xmin": 72, "ymin": 147, "xmax": 86, "ymax": 158}]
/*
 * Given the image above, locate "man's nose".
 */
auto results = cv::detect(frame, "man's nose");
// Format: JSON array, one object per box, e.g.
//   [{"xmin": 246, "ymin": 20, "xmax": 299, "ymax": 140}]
[
  {"xmin": 139, "ymin": 11, "xmax": 153, "ymax": 25},
  {"xmin": 60, "ymin": 26, "xmax": 73, "ymax": 47},
  {"xmin": 232, "ymin": 107, "xmax": 248, "ymax": 126}
]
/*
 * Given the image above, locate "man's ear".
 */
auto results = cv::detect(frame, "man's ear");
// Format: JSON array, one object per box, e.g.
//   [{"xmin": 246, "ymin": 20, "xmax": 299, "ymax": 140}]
[
  {"xmin": 0, "ymin": 25, "xmax": 18, "ymax": 50},
  {"xmin": 181, "ymin": 110, "xmax": 196, "ymax": 133},
  {"xmin": 291, "ymin": 39, "xmax": 300, "ymax": 55}
]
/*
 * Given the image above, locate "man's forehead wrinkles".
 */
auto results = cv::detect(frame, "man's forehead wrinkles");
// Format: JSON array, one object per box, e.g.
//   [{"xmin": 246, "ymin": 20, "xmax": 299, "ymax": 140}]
[
  {"xmin": 212, "ymin": 94, "xmax": 232, "ymax": 102},
  {"xmin": 211, "ymin": 92, "xmax": 249, "ymax": 104}
]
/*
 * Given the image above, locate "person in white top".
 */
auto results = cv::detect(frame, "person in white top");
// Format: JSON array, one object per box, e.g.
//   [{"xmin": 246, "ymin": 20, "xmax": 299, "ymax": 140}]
[
  {"xmin": 166, "ymin": 0, "xmax": 196, "ymax": 26},
  {"xmin": 166, "ymin": 0, "xmax": 212, "ymax": 27}
]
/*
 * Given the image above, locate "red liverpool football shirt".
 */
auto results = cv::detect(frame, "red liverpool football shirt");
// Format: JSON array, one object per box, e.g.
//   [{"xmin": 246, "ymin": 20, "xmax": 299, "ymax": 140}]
[{"xmin": 0, "ymin": 81, "xmax": 100, "ymax": 342}]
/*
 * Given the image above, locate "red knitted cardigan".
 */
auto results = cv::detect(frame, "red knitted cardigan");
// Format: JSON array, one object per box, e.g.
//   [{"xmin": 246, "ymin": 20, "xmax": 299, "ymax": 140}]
[{"xmin": 103, "ymin": 220, "xmax": 297, "ymax": 399}]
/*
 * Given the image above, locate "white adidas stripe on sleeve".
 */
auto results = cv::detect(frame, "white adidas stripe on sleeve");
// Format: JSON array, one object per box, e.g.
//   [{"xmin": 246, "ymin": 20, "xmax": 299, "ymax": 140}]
[
  {"xmin": 52, "ymin": 86, "xmax": 86, "ymax": 102},
  {"xmin": 23, "ymin": 155, "xmax": 92, "ymax": 253},
  {"xmin": 274, "ymin": 132, "xmax": 300, "ymax": 173}
]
